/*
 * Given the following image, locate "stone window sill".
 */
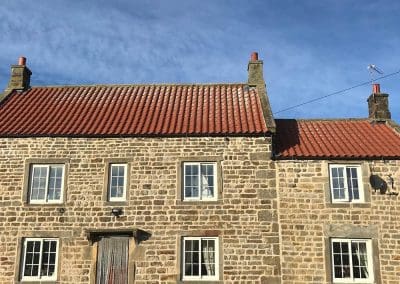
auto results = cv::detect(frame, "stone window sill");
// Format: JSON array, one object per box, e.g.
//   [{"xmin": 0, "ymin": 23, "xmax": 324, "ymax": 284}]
[
  {"xmin": 178, "ymin": 281, "xmax": 223, "ymax": 284},
  {"xmin": 326, "ymin": 202, "xmax": 371, "ymax": 209},
  {"xmin": 176, "ymin": 200, "xmax": 223, "ymax": 206}
]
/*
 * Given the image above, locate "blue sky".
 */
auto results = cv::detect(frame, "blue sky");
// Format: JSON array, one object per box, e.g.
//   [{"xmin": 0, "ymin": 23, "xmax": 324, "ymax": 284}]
[{"xmin": 1, "ymin": 0, "xmax": 399, "ymax": 121}]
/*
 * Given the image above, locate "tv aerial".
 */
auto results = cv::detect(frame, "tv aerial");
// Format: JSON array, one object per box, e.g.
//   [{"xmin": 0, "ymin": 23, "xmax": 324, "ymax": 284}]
[{"xmin": 367, "ymin": 64, "xmax": 383, "ymax": 82}]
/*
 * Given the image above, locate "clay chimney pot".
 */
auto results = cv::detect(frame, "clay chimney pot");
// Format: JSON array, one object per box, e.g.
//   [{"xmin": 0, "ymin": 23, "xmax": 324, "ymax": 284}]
[{"xmin": 18, "ymin": 56, "xmax": 26, "ymax": 66}]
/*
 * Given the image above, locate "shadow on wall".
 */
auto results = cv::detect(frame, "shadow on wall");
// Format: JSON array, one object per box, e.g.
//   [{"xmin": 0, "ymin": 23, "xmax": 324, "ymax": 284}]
[{"xmin": 273, "ymin": 119, "xmax": 300, "ymax": 156}]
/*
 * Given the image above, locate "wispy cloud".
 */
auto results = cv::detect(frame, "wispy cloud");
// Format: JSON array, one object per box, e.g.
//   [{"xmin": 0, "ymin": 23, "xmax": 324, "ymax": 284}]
[{"xmin": 0, "ymin": 0, "xmax": 399, "ymax": 121}]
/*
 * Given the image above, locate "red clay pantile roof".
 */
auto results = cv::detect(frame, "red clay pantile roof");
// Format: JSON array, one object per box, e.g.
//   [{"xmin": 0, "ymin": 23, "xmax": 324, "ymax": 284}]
[
  {"xmin": 274, "ymin": 119, "xmax": 400, "ymax": 159},
  {"xmin": 0, "ymin": 84, "xmax": 269, "ymax": 137}
]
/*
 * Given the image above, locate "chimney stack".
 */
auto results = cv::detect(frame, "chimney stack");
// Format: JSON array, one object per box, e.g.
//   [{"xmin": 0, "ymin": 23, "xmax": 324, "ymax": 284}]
[
  {"xmin": 247, "ymin": 52, "xmax": 276, "ymax": 132},
  {"xmin": 367, "ymin": 83, "xmax": 391, "ymax": 121},
  {"xmin": 248, "ymin": 52, "xmax": 264, "ymax": 85},
  {"xmin": 5, "ymin": 56, "xmax": 32, "ymax": 92}
]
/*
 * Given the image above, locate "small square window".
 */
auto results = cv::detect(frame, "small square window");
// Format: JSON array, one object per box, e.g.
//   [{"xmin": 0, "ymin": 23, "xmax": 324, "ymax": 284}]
[
  {"xmin": 329, "ymin": 165, "xmax": 364, "ymax": 203},
  {"xmin": 331, "ymin": 238, "xmax": 374, "ymax": 283},
  {"xmin": 21, "ymin": 238, "xmax": 59, "ymax": 281},
  {"xmin": 108, "ymin": 164, "xmax": 127, "ymax": 202},
  {"xmin": 182, "ymin": 237, "xmax": 219, "ymax": 281},
  {"xmin": 183, "ymin": 162, "xmax": 217, "ymax": 201},
  {"xmin": 29, "ymin": 164, "xmax": 65, "ymax": 204}
]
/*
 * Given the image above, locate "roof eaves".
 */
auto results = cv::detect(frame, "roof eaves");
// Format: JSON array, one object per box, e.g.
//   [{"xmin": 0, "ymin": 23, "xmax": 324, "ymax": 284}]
[
  {"xmin": 0, "ymin": 131, "xmax": 272, "ymax": 139},
  {"xmin": 273, "ymin": 154, "xmax": 400, "ymax": 161}
]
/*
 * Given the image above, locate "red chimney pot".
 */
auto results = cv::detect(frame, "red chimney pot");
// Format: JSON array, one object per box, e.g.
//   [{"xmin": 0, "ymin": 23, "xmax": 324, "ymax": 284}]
[
  {"xmin": 18, "ymin": 56, "xmax": 26, "ymax": 66},
  {"xmin": 372, "ymin": 83, "xmax": 380, "ymax": 94},
  {"xmin": 250, "ymin": 52, "xmax": 259, "ymax": 61}
]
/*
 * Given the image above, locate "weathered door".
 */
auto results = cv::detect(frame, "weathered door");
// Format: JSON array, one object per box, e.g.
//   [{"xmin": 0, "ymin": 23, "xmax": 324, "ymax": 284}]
[{"xmin": 96, "ymin": 236, "xmax": 129, "ymax": 284}]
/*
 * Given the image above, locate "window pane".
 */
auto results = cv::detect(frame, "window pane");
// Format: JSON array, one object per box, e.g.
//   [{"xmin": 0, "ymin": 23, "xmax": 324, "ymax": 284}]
[
  {"xmin": 347, "ymin": 167, "xmax": 360, "ymax": 201},
  {"xmin": 332, "ymin": 178, "xmax": 339, "ymax": 189},
  {"xmin": 192, "ymin": 176, "xmax": 199, "ymax": 187},
  {"xmin": 23, "ymin": 239, "xmax": 58, "ymax": 279},
  {"xmin": 118, "ymin": 177, "xmax": 124, "ymax": 187},
  {"xmin": 201, "ymin": 239, "xmax": 216, "ymax": 276},
  {"xmin": 111, "ymin": 166, "xmax": 118, "ymax": 176},
  {"xmin": 353, "ymin": 266, "xmax": 361, "ymax": 278},
  {"xmin": 184, "ymin": 240, "xmax": 200, "ymax": 277},
  {"xmin": 192, "ymin": 165, "xmax": 199, "ymax": 175},
  {"xmin": 111, "ymin": 177, "xmax": 118, "ymax": 187},
  {"xmin": 192, "ymin": 186, "xmax": 199, "ymax": 198},
  {"xmin": 333, "ymin": 188, "xmax": 340, "ymax": 200},
  {"xmin": 24, "ymin": 265, "xmax": 33, "ymax": 277},
  {"xmin": 334, "ymin": 266, "xmax": 342, "ymax": 278},
  {"xmin": 192, "ymin": 264, "xmax": 199, "ymax": 275},
  {"xmin": 41, "ymin": 240, "xmax": 57, "ymax": 277},
  {"xmin": 332, "ymin": 242, "xmax": 341, "ymax": 253},
  {"xmin": 48, "ymin": 166, "xmax": 63, "ymax": 201},
  {"xmin": 184, "ymin": 165, "xmax": 200, "ymax": 199},
  {"xmin": 352, "ymin": 241, "xmax": 369, "ymax": 279},
  {"xmin": 341, "ymin": 242, "xmax": 349, "ymax": 253},
  {"xmin": 332, "ymin": 241, "xmax": 350, "ymax": 279},
  {"xmin": 185, "ymin": 165, "xmax": 192, "ymax": 175},
  {"xmin": 117, "ymin": 166, "xmax": 122, "ymax": 176},
  {"xmin": 109, "ymin": 165, "xmax": 126, "ymax": 200},
  {"xmin": 192, "ymin": 239, "xmax": 199, "ymax": 251},
  {"xmin": 31, "ymin": 265, "xmax": 39, "ymax": 277},
  {"xmin": 24, "ymin": 240, "xmax": 41, "ymax": 277},
  {"xmin": 334, "ymin": 254, "xmax": 341, "ymax": 265},
  {"xmin": 201, "ymin": 164, "xmax": 215, "ymax": 199},
  {"xmin": 185, "ymin": 187, "xmax": 194, "ymax": 198},
  {"xmin": 331, "ymin": 167, "xmax": 348, "ymax": 201},
  {"xmin": 30, "ymin": 167, "xmax": 48, "ymax": 201},
  {"xmin": 185, "ymin": 240, "xmax": 192, "ymax": 251},
  {"xmin": 343, "ymin": 265, "xmax": 351, "ymax": 278},
  {"xmin": 185, "ymin": 263, "xmax": 192, "ymax": 276},
  {"xmin": 185, "ymin": 175, "xmax": 191, "ymax": 186}
]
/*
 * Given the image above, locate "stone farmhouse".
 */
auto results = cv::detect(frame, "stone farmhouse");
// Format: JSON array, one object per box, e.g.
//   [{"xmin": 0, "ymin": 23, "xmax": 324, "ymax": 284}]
[{"xmin": 0, "ymin": 53, "xmax": 399, "ymax": 284}]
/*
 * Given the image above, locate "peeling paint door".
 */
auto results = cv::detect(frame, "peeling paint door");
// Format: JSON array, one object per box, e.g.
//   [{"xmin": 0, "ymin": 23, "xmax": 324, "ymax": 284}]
[{"xmin": 96, "ymin": 236, "xmax": 129, "ymax": 284}]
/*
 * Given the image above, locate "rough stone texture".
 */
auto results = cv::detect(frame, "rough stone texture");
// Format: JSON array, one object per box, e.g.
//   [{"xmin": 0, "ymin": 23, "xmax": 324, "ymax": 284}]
[
  {"xmin": 247, "ymin": 59, "xmax": 276, "ymax": 133},
  {"xmin": 0, "ymin": 136, "xmax": 279, "ymax": 283},
  {"xmin": 368, "ymin": 92, "xmax": 391, "ymax": 120},
  {"xmin": 4, "ymin": 64, "xmax": 31, "ymax": 94},
  {"xmin": 277, "ymin": 160, "xmax": 400, "ymax": 284}
]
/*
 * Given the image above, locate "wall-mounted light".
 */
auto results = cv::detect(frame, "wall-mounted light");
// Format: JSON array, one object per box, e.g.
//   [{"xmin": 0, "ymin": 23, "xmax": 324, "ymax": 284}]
[
  {"xmin": 111, "ymin": 208, "xmax": 123, "ymax": 217},
  {"xmin": 386, "ymin": 174, "xmax": 398, "ymax": 196}
]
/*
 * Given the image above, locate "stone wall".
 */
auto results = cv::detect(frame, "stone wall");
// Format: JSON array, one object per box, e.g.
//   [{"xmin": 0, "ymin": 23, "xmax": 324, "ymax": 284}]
[
  {"xmin": 277, "ymin": 160, "xmax": 400, "ymax": 284},
  {"xmin": 0, "ymin": 136, "xmax": 279, "ymax": 283}
]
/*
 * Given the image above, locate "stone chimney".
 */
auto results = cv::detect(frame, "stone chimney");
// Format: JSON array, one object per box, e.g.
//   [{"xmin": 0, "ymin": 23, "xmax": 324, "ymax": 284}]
[
  {"xmin": 247, "ymin": 52, "xmax": 276, "ymax": 132},
  {"xmin": 5, "ymin": 56, "xmax": 32, "ymax": 93},
  {"xmin": 367, "ymin": 83, "xmax": 391, "ymax": 121}
]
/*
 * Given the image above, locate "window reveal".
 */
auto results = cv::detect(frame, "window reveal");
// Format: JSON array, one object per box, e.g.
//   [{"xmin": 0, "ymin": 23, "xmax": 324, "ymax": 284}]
[
  {"xmin": 182, "ymin": 237, "xmax": 219, "ymax": 280},
  {"xmin": 29, "ymin": 165, "xmax": 64, "ymax": 203},
  {"xmin": 331, "ymin": 239, "xmax": 373, "ymax": 283},
  {"xmin": 183, "ymin": 162, "xmax": 217, "ymax": 201},
  {"xmin": 21, "ymin": 238, "xmax": 59, "ymax": 281},
  {"xmin": 329, "ymin": 165, "xmax": 363, "ymax": 203},
  {"xmin": 108, "ymin": 164, "xmax": 127, "ymax": 202}
]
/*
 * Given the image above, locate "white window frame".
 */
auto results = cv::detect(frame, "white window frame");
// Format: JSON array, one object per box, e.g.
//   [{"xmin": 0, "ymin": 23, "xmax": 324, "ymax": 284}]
[
  {"xmin": 21, "ymin": 238, "xmax": 59, "ymax": 282},
  {"xmin": 182, "ymin": 237, "xmax": 219, "ymax": 281},
  {"xmin": 329, "ymin": 164, "xmax": 364, "ymax": 203},
  {"xmin": 183, "ymin": 162, "xmax": 217, "ymax": 201},
  {"xmin": 331, "ymin": 238, "xmax": 374, "ymax": 283},
  {"xmin": 108, "ymin": 163, "xmax": 128, "ymax": 202},
  {"xmin": 29, "ymin": 164, "xmax": 65, "ymax": 204}
]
